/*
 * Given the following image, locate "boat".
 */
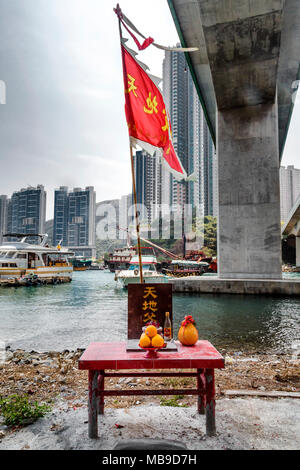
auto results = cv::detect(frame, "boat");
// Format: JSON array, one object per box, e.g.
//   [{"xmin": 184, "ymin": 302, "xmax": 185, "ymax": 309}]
[
  {"xmin": 208, "ymin": 258, "xmax": 217, "ymax": 273},
  {"xmin": 71, "ymin": 257, "xmax": 92, "ymax": 271},
  {"xmin": 88, "ymin": 262, "xmax": 104, "ymax": 270},
  {"xmin": 162, "ymin": 259, "xmax": 210, "ymax": 278},
  {"xmin": 0, "ymin": 233, "xmax": 74, "ymax": 282},
  {"xmin": 115, "ymin": 253, "xmax": 166, "ymax": 287},
  {"xmin": 105, "ymin": 246, "xmax": 137, "ymax": 272}
]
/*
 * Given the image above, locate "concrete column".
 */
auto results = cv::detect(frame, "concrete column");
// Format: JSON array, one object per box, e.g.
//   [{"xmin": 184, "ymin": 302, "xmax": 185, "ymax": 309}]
[
  {"xmin": 296, "ymin": 237, "xmax": 300, "ymax": 267},
  {"xmin": 217, "ymin": 103, "xmax": 282, "ymax": 279}
]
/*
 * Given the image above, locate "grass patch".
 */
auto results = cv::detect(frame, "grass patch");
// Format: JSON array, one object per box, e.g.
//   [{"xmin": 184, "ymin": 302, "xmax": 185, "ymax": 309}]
[
  {"xmin": 0, "ymin": 394, "xmax": 51, "ymax": 427},
  {"xmin": 160, "ymin": 395, "xmax": 189, "ymax": 407},
  {"xmin": 163, "ymin": 377, "xmax": 194, "ymax": 387}
]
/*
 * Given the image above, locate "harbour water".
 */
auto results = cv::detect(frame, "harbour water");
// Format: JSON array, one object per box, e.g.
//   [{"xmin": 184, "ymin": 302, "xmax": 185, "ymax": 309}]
[{"xmin": 0, "ymin": 271, "xmax": 299, "ymax": 353}]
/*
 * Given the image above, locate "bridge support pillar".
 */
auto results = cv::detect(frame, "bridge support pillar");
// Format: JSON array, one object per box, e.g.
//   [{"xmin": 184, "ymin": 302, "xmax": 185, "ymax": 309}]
[
  {"xmin": 217, "ymin": 103, "xmax": 282, "ymax": 279},
  {"xmin": 296, "ymin": 238, "xmax": 300, "ymax": 267}
]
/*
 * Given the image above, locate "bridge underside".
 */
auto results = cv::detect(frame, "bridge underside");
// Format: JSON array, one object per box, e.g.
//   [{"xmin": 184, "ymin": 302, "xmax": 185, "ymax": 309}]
[{"xmin": 168, "ymin": 0, "xmax": 300, "ymax": 279}]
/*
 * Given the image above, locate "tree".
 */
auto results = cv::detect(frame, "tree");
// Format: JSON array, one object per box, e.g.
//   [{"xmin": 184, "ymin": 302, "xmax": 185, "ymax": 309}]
[{"xmin": 193, "ymin": 215, "xmax": 217, "ymax": 256}]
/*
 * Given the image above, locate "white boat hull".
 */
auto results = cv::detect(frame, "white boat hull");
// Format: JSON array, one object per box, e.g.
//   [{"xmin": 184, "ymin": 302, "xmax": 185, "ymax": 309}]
[
  {"xmin": 0, "ymin": 266, "xmax": 73, "ymax": 280},
  {"xmin": 117, "ymin": 273, "xmax": 166, "ymax": 288},
  {"xmin": 115, "ymin": 253, "xmax": 166, "ymax": 288}
]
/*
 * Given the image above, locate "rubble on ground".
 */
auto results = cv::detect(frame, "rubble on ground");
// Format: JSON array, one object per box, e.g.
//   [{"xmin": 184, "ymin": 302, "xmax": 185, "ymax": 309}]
[{"xmin": 0, "ymin": 347, "xmax": 299, "ymax": 446}]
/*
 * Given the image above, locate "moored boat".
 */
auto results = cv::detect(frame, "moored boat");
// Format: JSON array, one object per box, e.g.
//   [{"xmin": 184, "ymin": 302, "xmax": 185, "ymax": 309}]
[
  {"xmin": 162, "ymin": 259, "xmax": 210, "ymax": 278},
  {"xmin": 71, "ymin": 257, "xmax": 92, "ymax": 271},
  {"xmin": 0, "ymin": 233, "xmax": 74, "ymax": 282},
  {"xmin": 105, "ymin": 246, "xmax": 137, "ymax": 272},
  {"xmin": 114, "ymin": 254, "xmax": 166, "ymax": 287}
]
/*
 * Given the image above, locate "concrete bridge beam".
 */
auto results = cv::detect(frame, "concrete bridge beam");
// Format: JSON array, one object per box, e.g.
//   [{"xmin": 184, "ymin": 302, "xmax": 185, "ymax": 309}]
[
  {"xmin": 168, "ymin": 0, "xmax": 300, "ymax": 280},
  {"xmin": 217, "ymin": 103, "xmax": 282, "ymax": 279}
]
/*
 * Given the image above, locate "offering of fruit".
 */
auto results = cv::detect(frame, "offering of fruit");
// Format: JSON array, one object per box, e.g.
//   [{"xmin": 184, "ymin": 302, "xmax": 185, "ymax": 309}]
[
  {"xmin": 139, "ymin": 322, "xmax": 166, "ymax": 357},
  {"xmin": 151, "ymin": 334, "xmax": 165, "ymax": 348},
  {"xmin": 139, "ymin": 333, "xmax": 151, "ymax": 348},
  {"xmin": 178, "ymin": 315, "xmax": 199, "ymax": 346},
  {"xmin": 145, "ymin": 324, "xmax": 157, "ymax": 338}
]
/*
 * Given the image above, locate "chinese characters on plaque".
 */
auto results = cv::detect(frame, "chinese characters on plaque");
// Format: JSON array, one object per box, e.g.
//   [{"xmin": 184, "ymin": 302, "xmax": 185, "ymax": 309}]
[{"xmin": 127, "ymin": 284, "xmax": 173, "ymax": 341}]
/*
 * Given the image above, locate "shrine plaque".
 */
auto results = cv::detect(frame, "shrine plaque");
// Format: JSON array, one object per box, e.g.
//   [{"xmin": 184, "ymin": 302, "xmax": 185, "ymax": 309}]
[{"xmin": 127, "ymin": 283, "xmax": 173, "ymax": 341}]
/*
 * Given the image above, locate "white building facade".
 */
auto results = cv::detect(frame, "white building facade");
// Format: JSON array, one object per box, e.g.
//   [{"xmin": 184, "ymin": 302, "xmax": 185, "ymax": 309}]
[{"xmin": 280, "ymin": 165, "xmax": 300, "ymax": 223}]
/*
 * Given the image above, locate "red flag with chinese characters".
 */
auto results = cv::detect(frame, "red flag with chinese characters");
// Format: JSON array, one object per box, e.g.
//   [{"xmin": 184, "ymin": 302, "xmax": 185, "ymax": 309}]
[{"xmin": 121, "ymin": 45, "xmax": 186, "ymax": 180}]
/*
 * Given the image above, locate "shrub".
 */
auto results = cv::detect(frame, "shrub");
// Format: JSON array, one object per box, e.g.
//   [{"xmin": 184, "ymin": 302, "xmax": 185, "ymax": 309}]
[{"xmin": 0, "ymin": 394, "xmax": 51, "ymax": 426}]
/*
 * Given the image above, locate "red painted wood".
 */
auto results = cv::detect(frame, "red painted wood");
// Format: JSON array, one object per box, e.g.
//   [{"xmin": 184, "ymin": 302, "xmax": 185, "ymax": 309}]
[
  {"xmin": 197, "ymin": 368, "xmax": 206, "ymax": 415},
  {"xmin": 205, "ymin": 368, "xmax": 216, "ymax": 436},
  {"xmin": 88, "ymin": 370, "xmax": 99, "ymax": 438},
  {"xmin": 104, "ymin": 372, "xmax": 199, "ymax": 378},
  {"xmin": 101, "ymin": 388, "xmax": 203, "ymax": 396},
  {"xmin": 81, "ymin": 342, "xmax": 223, "ymax": 437},
  {"xmin": 98, "ymin": 371, "xmax": 104, "ymax": 415},
  {"xmin": 78, "ymin": 341, "xmax": 224, "ymax": 371}
]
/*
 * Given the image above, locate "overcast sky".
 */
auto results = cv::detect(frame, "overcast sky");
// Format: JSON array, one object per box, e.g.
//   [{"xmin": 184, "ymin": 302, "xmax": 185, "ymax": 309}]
[{"xmin": 0, "ymin": 0, "xmax": 299, "ymax": 220}]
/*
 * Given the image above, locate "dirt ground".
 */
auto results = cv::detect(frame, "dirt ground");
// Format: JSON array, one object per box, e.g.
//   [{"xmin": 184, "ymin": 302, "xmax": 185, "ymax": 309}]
[
  {"xmin": 0, "ymin": 398, "xmax": 299, "ymax": 450},
  {"xmin": 0, "ymin": 348, "xmax": 299, "ymax": 449},
  {"xmin": 0, "ymin": 348, "xmax": 299, "ymax": 413}
]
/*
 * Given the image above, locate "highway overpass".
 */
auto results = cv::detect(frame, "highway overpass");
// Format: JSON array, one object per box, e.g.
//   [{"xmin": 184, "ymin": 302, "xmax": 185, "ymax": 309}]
[{"xmin": 168, "ymin": 0, "xmax": 300, "ymax": 280}]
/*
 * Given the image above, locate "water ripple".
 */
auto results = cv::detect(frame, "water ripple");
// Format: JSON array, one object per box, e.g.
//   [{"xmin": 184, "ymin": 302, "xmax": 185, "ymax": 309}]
[{"xmin": 0, "ymin": 271, "xmax": 299, "ymax": 353}]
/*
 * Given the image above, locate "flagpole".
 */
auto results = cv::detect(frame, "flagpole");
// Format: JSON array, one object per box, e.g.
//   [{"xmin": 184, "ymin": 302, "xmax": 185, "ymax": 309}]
[
  {"xmin": 129, "ymin": 144, "xmax": 144, "ymax": 283},
  {"xmin": 116, "ymin": 7, "xmax": 143, "ymax": 283}
]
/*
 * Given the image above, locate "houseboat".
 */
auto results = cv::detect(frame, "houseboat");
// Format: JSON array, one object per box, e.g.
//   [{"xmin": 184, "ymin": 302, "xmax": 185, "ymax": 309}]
[{"xmin": 105, "ymin": 246, "xmax": 137, "ymax": 272}]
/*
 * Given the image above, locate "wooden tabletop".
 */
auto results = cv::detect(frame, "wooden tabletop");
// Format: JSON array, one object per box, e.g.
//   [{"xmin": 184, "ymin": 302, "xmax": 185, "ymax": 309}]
[{"xmin": 78, "ymin": 341, "xmax": 225, "ymax": 370}]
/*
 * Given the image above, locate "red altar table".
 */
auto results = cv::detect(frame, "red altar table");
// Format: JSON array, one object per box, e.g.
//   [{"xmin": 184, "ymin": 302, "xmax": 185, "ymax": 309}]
[{"xmin": 78, "ymin": 341, "xmax": 224, "ymax": 439}]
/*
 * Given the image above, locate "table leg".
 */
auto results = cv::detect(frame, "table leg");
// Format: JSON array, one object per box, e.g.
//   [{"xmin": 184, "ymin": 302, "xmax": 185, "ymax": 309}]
[
  {"xmin": 197, "ymin": 368, "xmax": 205, "ymax": 415},
  {"xmin": 98, "ymin": 370, "xmax": 105, "ymax": 415},
  {"xmin": 205, "ymin": 368, "xmax": 216, "ymax": 436},
  {"xmin": 88, "ymin": 370, "xmax": 99, "ymax": 438}
]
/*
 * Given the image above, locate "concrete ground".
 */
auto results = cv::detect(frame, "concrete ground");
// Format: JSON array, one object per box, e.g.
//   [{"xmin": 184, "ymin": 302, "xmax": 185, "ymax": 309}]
[{"xmin": 0, "ymin": 397, "xmax": 299, "ymax": 450}]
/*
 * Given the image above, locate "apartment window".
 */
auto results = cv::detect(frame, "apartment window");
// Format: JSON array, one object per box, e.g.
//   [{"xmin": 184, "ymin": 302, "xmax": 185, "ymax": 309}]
[
  {"xmin": 23, "ymin": 217, "xmax": 35, "ymax": 225},
  {"xmin": 72, "ymin": 216, "xmax": 84, "ymax": 223}
]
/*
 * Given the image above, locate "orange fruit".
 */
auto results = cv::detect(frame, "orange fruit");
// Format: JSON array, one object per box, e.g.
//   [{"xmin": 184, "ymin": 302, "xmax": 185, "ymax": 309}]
[
  {"xmin": 145, "ymin": 325, "xmax": 157, "ymax": 338},
  {"xmin": 139, "ymin": 333, "xmax": 151, "ymax": 348},
  {"xmin": 151, "ymin": 334, "xmax": 165, "ymax": 348}
]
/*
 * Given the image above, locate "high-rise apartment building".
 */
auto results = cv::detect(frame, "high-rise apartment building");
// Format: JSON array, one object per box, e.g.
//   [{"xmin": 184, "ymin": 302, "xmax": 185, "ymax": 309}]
[
  {"xmin": 119, "ymin": 193, "xmax": 133, "ymax": 240},
  {"xmin": 162, "ymin": 49, "xmax": 217, "ymax": 216},
  {"xmin": 163, "ymin": 49, "xmax": 189, "ymax": 209},
  {"xmin": 128, "ymin": 49, "xmax": 217, "ymax": 231},
  {"xmin": 6, "ymin": 185, "xmax": 46, "ymax": 239},
  {"xmin": 53, "ymin": 186, "xmax": 69, "ymax": 246},
  {"xmin": 133, "ymin": 150, "xmax": 162, "ymax": 224},
  {"xmin": 53, "ymin": 186, "xmax": 96, "ymax": 258},
  {"xmin": 0, "ymin": 195, "xmax": 8, "ymax": 244},
  {"xmin": 280, "ymin": 165, "xmax": 300, "ymax": 223}
]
